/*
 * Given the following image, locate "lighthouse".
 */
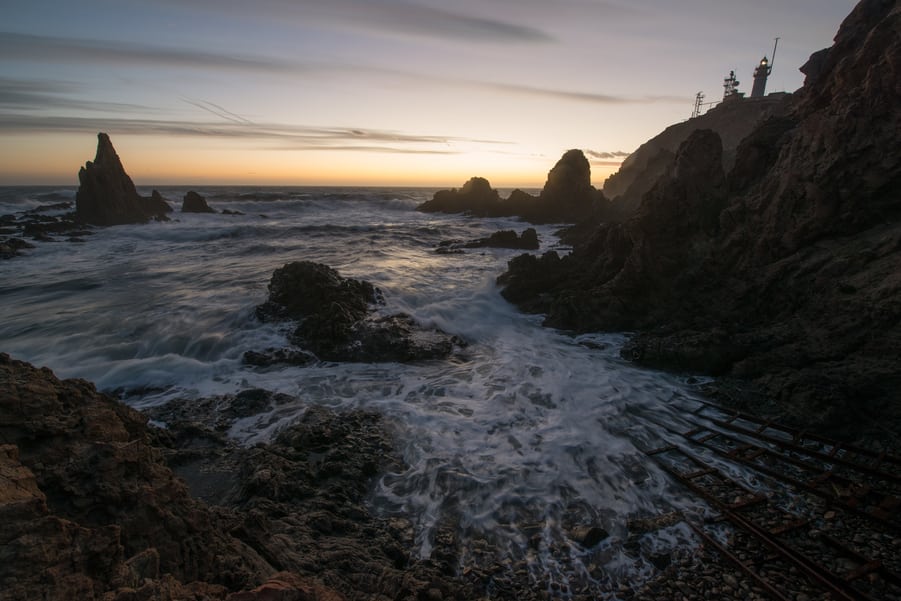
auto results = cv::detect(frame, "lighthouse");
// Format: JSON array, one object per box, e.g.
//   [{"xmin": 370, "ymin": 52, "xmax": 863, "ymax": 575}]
[
  {"xmin": 751, "ymin": 56, "xmax": 771, "ymax": 97},
  {"xmin": 751, "ymin": 38, "xmax": 779, "ymax": 98}
]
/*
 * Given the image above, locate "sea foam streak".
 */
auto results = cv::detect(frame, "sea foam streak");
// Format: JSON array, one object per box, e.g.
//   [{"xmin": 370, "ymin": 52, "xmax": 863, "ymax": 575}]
[{"xmin": 1, "ymin": 186, "xmax": 726, "ymax": 594}]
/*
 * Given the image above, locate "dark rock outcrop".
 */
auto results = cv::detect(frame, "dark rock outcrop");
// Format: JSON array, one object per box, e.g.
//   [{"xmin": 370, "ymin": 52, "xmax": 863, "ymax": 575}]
[
  {"xmin": 75, "ymin": 133, "xmax": 170, "ymax": 225},
  {"xmin": 499, "ymin": 0, "xmax": 901, "ymax": 433},
  {"xmin": 437, "ymin": 228, "xmax": 539, "ymax": 253},
  {"xmin": 0, "ymin": 353, "xmax": 481, "ymax": 600},
  {"xmin": 602, "ymin": 94, "xmax": 791, "ymax": 221},
  {"xmin": 418, "ymin": 150, "xmax": 607, "ymax": 224},
  {"xmin": 182, "ymin": 191, "xmax": 216, "ymax": 213},
  {"xmin": 251, "ymin": 261, "xmax": 463, "ymax": 364}
]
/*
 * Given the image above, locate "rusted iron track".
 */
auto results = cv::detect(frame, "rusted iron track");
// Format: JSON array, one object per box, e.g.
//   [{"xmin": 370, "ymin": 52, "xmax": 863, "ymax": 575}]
[{"xmin": 641, "ymin": 401, "xmax": 901, "ymax": 601}]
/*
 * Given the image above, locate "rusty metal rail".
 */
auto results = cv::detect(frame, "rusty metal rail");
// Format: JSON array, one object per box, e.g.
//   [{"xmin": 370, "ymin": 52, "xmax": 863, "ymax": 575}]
[{"xmin": 641, "ymin": 405, "xmax": 901, "ymax": 601}]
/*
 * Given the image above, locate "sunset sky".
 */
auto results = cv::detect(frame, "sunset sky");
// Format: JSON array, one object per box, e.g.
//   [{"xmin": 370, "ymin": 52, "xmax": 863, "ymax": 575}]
[{"xmin": 2, "ymin": 0, "xmax": 855, "ymax": 187}]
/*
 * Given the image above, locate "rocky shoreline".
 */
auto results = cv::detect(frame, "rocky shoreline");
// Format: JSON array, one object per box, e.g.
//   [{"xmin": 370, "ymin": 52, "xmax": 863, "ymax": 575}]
[{"xmin": 497, "ymin": 0, "xmax": 901, "ymax": 440}]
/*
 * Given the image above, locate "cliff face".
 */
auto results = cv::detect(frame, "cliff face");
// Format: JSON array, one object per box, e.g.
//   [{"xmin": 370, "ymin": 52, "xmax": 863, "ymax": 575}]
[
  {"xmin": 500, "ymin": 0, "xmax": 901, "ymax": 432},
  {"xmin": 602, "ymin": 93, "xmax": 792, "ymax": 220}
]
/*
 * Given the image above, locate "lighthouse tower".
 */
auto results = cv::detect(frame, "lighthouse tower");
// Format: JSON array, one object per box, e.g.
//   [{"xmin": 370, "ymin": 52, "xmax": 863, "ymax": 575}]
[
  {"xmin": 750, "ymin": 56, "xmax": 771, "ymax": 97},
  {"xmin": 751, "ymin": 38, "xmax": 779, "ymax": 98}
]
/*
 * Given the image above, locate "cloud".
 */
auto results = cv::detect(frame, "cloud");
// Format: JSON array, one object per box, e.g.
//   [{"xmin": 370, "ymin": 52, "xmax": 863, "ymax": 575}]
[
  {"xmin": 0, "ymin": 111, "xmax": 500, "ymax": 156},
  {"xmin": 0, "ymin": 77, "xmax": 156, "ymax": 114},
  {"xmin": 585, "ymin": 149, "xmax": 631, "ymax": 159},
  {"xmin": 480, "ymin": 81, "xmax": 687, "ymax": 105},
  {"xmin": 169, "ymin": 0, "xmax": 553, "ymax": 43},
  {"xmin": 0, "ymin": 31, "xmax": 301, "ymax": 74}
]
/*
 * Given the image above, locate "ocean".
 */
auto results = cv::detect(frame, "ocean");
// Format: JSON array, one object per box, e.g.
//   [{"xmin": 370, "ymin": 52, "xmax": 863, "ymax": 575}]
[{"xmin": 1, "ymin": 185, "xmax": 718, "ymax": 592}]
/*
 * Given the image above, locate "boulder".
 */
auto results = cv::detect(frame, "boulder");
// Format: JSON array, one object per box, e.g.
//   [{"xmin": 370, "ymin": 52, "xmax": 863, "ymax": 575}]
[
  {"xmin": 75, "ymin": 133, "xmax": 170, "ymax": 225},
  {"xmin": 251, "ymin": 261, "xmax": 463, "ymax": 363},
  {"xmin": 182, "ymin": 190, "xmax": 216, "ymax": 213}
]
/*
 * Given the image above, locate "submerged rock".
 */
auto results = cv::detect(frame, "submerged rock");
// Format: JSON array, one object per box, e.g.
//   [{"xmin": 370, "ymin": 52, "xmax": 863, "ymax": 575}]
[
  {"xmin": 75, "ymin": 133, "xmax": 170, "ymax": 225},
  {"xmin": 251, "ymin": 261, "xmax": 463, "ymax": 364}
]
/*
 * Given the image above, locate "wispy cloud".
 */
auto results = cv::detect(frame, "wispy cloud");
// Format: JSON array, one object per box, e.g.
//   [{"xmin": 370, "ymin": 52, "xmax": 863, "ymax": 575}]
[
  {"xmin": 585, "ymin": 149, "xmax": 631, "ymax": 160},
  {"xmin": 170, "ymin": 0, "xmax": 553, "ymax": 43},
  {"xmin": 481, "ymin": 81, "xmax": 687, "ymax": 105},
  {"xmin": 0, "ymin": 31, "xmax": 301, "ymax": 74},
  {"xmin": 0, "ymin": 77, "xmax": 157, "ymax": 114},
  {"xmin": 0, "ymin": 111, "xmax": 502, "ymax": 156}
]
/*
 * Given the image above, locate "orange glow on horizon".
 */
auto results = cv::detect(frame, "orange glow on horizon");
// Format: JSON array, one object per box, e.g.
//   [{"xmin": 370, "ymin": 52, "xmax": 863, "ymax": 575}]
[{"xmin": 0, "ymin": 133, "xmax": 621, "ymax": 189}]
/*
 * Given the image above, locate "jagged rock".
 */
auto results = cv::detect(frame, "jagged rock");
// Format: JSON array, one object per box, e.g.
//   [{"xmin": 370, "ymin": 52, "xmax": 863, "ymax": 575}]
[
  {"xmin": 149, "ymin": 190, "xmax": 175, "ymax": 214},
  {"xmin": 251, "ymin": 261, "xmax": 463, "ymax": 363},
  {"xmin": 498, "ymin": 0, "xmax": 901, "ymax": 434},
  {"xmin": 1, "ymin": 354, "xmax": 479, "ymax": 600},
  {"xmin": 418, "ymin": 151, "xmax": 608, "ymax": 224},
  {"xmin": 75, "ymin": 133, "xmax": 170, "ymax": 225},
  {"xmin": 436, "ymin": 228, "xmax": 539, "ymax": 253},
  {"xmin": 182, "ymin": 190, "xmax": 216, "ymax": 213}
]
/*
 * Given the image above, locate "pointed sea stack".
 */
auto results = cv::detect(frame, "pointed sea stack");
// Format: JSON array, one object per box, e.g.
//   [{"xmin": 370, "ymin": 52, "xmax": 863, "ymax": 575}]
[
  {"xmin": 181, "ymin": 190, "xmax": 215, "ymax": 213},
  {"xmin": 75, "ymin": 133, "xmax": 170, "ymax": 226}
]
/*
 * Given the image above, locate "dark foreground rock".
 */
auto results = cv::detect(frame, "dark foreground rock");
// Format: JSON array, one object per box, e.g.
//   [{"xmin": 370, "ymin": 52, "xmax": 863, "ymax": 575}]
[
  {"xmin": 250, "ymin": 261, "xmax": 463, "ymax": 364},
  {"xmin": 498, "ymin": 0, "xmax": 901, "ymax": 435},
  {"xmin": 182, "ymin": 191, "xmax": 216, "ymax": 213},
  {"xmin": 418, "ymin": 150, "xmax": 607, "ymax": 224},
  {"xmin": 0, "ymin": 353, "xmax": 481, "ymax": 601},
  {"xmin": 75, "ymin": 133, "xmax": 172, "ymax": 225}
]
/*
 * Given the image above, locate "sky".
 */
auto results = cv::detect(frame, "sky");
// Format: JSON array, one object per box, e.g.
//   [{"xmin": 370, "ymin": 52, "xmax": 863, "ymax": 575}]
[{"xmin": 1, "ymin": 0, "xmax": 856, "ymax": 188}]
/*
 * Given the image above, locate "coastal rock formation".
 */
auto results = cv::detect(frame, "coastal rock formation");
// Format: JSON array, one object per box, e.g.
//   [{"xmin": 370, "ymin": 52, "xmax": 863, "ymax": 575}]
[
  {"xmin": 418, "ymin": 150, "xmax": 607, "ymax": 224},
  {"xmin": 436, "ymin": 228, "xmax": 539, "ymax": 253},
  {"xmin": 602, "ymin": 94, "xmax": 791, "ymax": 220},
  {"xmin": 182, "ymin": 191, "xmax": 216, "ymax": 213},
  {"xmin": 0, "ymin": 353, "xmax": 273, "ymax": 600},
  {"xmin": 75, "ymin": 133, "xmax": 171, "ymax": 225},
  {"xmin": 499, "ymin": 0, "xmax": 901, "ymax": 432},
  {"xmin": 417, "ymin": 176, "xmax": 503, "ymax": 216},
  {"xmin": 0, "ymin": 353, "xmax": 479, "ymax": 600},
  {"xmin": 252, "ymin": 261, "xmax": 463, "ymax": 363}
]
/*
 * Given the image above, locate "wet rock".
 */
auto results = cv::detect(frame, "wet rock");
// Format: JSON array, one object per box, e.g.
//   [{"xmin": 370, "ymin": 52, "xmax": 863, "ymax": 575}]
[
  {"xmin": 75, "ymin": 132, "xmax": 170, "ymax": 225},
  {"xmin": 182, "ymin": 190, "xmax": 216, "ymax": 213},
  {"xmin": 252, "ymin": 261, "xmax": 463, "ymax": 363},
  {"xmin": 568, "ymin": 525, "xmax": 609, "ymax": 548},
  {"xmin": 436, "ymin": 228, "xmax": 540, "ymax": 253},
  {"xmin": 149, "ymin": 189, "xmax": 175, "ymax": 214},
  {"xmin": 243, "ymin": 347, "xmax": 317, "ymax": 368}
]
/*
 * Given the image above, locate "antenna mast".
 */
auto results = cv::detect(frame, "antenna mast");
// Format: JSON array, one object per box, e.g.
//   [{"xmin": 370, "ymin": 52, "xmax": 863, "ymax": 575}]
[{"xmin": 770, "ymin": 37, "xmax": 780, "ymax": 72}]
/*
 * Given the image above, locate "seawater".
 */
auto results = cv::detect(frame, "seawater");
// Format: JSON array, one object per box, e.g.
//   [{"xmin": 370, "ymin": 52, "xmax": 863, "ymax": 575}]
[{"xmin": 1, "ymin": 186, "xmax": 718, "ymax": 595}]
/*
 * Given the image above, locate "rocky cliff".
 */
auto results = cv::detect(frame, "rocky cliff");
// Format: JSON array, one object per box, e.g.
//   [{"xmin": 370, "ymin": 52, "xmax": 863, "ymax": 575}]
[
  {"xmin": 499, "ymin": 0, "xmax": 901, "ymax": 433},
  {"xmin": 602, "ymin": 94, "xmax": 792, "ymax": 220},
  {"xmin": 75, "ymin": 133, "xmax": 171, "ymax": 226}
]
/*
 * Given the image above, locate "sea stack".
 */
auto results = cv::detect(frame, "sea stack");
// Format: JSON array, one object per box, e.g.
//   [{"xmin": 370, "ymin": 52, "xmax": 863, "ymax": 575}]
[
  {"xmin": 181, "ymin": 191, "xmax": 215, "ymax": 213},
  {"xmin": 75, "ymin": 133, "xmax": 170, "ymax": 225}
]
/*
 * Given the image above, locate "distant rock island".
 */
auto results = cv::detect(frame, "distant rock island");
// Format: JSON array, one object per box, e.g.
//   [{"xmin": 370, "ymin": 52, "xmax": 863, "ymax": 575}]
[
  {"xmin": 499, "ymin": 0, "xmax": 901, "ymax": 434},
  {"xmin": 418, "ymin": 149, "xmax": 607, "ymax": 224}
]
